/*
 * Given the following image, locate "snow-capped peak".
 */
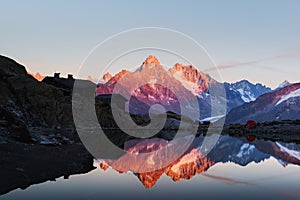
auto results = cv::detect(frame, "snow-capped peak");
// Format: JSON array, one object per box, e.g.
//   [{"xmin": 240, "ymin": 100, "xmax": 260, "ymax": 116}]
[
  {"xmin": 226, "ymin": 80, "xmax": 271, "ymax": 103},
  {"xmin": 276, "ymin": 80, "xmax": 291, "ymax": 90}
]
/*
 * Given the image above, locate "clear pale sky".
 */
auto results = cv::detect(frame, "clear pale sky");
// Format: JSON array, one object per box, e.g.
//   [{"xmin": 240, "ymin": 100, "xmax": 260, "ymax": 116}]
[{"xmin": 1, "ymin": 0, "xmax": 300, "ymax": 88}]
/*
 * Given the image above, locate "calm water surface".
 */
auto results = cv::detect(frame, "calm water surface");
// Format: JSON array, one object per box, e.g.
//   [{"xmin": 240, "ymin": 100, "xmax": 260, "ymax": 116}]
[{"xmin": 2, "ymin": 135, "xmax": 300, "ymax": 200}]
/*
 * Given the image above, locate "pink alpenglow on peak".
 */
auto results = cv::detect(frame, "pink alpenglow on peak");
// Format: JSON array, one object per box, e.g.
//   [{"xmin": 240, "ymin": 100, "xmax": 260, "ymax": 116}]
[
  {"xmin": 276, "ymin": 80, "xmax": 291, "ymax": 90},
  {"xmin": 28, "ymin": 72, "xmax": 45, "ymax": 81},
  {"xmin": 103, "ymin": 72, "xmax": 112, "ymax": 82},
  {"xmin": 94, "ymin": 55, "xmax": 214, "ymax": 119},
  {"xmin": 143, "ymin": 55, "xmax": 161, "ymax": 65}
]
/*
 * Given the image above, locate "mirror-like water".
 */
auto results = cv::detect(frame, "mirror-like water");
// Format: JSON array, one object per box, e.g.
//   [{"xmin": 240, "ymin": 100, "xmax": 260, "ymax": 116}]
[{"xmin": 2, "ymin": 135, "xmax": 300, "ymax": 200}]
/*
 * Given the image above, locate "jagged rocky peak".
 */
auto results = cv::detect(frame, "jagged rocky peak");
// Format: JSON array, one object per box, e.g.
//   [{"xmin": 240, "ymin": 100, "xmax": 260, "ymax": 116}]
[
  {"xmin": 103, "ymin": 72, "xmax": 112, "ymax": 82},
  {"xmin": 172, "ymin": 62, "xmax": 196, "ymax": 74},
  {"xmin": 113, "ymin": 69, "xmax": 130, "ymax": 80},
  {"xmin": 283, "ymin": 80, "xmax": 290, "ymax": 84},
  {"xmin": 173, "ymin": 62, "xmax": 194, "ymax": 70},
  {"xmin": 143, "ymin": 55, "xmax": 161, "ymax": 65},
  {"xmin": 171, "ymin": 62, "xmax": 197, "ymax": 74},
  {"xmin": 170, "ymin": 62, "xmax": 214, "ymax": 85},
  {"xmin": 103, "ymin": 69, "xmax": 130, "ymax": 86},
  {"xmin": 277, "ymin": 80, "xmax": 291, "ymax": 90}
]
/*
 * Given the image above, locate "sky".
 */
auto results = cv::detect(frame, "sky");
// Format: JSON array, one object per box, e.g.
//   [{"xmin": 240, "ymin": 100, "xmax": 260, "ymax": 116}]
[{"xmin": 0, "ymin": 0, "xmax": 300, "ymax": 88}]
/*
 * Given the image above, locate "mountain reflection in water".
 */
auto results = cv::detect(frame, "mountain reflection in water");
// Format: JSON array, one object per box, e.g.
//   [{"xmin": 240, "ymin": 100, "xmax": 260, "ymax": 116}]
[
  {"xmin": 3, "ymin": 135, "xmax": 300, "ymax": 200},
  {"xmin": 95, "ymin": 135, "xmax": 300, "ymax": 188}
]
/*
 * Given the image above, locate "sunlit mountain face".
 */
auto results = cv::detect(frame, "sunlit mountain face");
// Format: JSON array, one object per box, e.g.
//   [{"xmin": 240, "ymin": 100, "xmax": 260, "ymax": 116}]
[
  {"xmin": 95, "ymin": 55, "xmax": 271, "ymax": 120},
  {"xmin": 94, "ymin": 135, "xmax": 300, "ymax": 189}
]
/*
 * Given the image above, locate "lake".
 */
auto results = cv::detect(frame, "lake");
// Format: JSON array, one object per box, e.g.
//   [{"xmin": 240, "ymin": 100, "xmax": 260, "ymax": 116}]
[{"xmin": 2, "ymin": 135, "xmax": 300, "ymax": 200}]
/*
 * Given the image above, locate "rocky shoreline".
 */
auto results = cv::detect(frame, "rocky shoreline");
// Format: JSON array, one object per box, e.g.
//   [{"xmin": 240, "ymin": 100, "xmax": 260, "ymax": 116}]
[
  {"xmin": 0, "ymin": 141, "xmax": 94, "ymax": 195},
  {"xmin": 223, "ymin": 120, "xmax": 300, "ymax": 143}
]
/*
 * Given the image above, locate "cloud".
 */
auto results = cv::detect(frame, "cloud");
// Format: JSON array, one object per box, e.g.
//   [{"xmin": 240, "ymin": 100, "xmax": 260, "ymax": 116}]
[
  {"xmin": 202, "ymin": 173, "xmax": 255, "ymax": 186},
  {"xmin": 203, "ymin": 59, "xmax": 266, "ymax": 73},
  {"xmin": 275, "ymin": 52, "xmax": 300, "ymax": 59},
  {"xmin": 203, "ymin": 50, "xmax": 300, "ymax": 73},
  {"xmin": 211, "ymin": 60, "xmax": 263, "ymax": 71}
]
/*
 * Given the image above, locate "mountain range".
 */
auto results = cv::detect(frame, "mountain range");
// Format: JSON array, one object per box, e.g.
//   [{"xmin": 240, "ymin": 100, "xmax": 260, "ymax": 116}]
[
  {"xmin": 95, "ymin": 55, "xmax": 272, "ymax": 120},
  {"xmin": 28, "ymin": 55, "xmax": 299, "ymax": 123}
]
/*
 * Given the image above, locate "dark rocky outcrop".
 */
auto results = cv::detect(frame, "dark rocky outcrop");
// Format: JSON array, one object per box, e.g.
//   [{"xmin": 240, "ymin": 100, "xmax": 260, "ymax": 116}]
[
  {"xmin": 0, "ymin": 55, "xmax": 74, "ymax": 130},
  {"xmin": 0, "ymin": 55, "xmax": 94, "ymax": 195},
  {"xmin": 0, "ymin": 55, "xmax": 98, "ymax": 143},
  {"xmin": 0, "ymin": 105, "xmax": 31, "ymax": 142}
]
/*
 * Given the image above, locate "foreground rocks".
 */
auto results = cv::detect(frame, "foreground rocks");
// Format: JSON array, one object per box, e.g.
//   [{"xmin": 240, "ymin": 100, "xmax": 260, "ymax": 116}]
[
  {"xmin": 0, "ymin": 55, "xmax": 76, "ymax": 140},
  {"xmin": 0, "ymin": 55, "xmax": 94, "ymax": 195}
]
